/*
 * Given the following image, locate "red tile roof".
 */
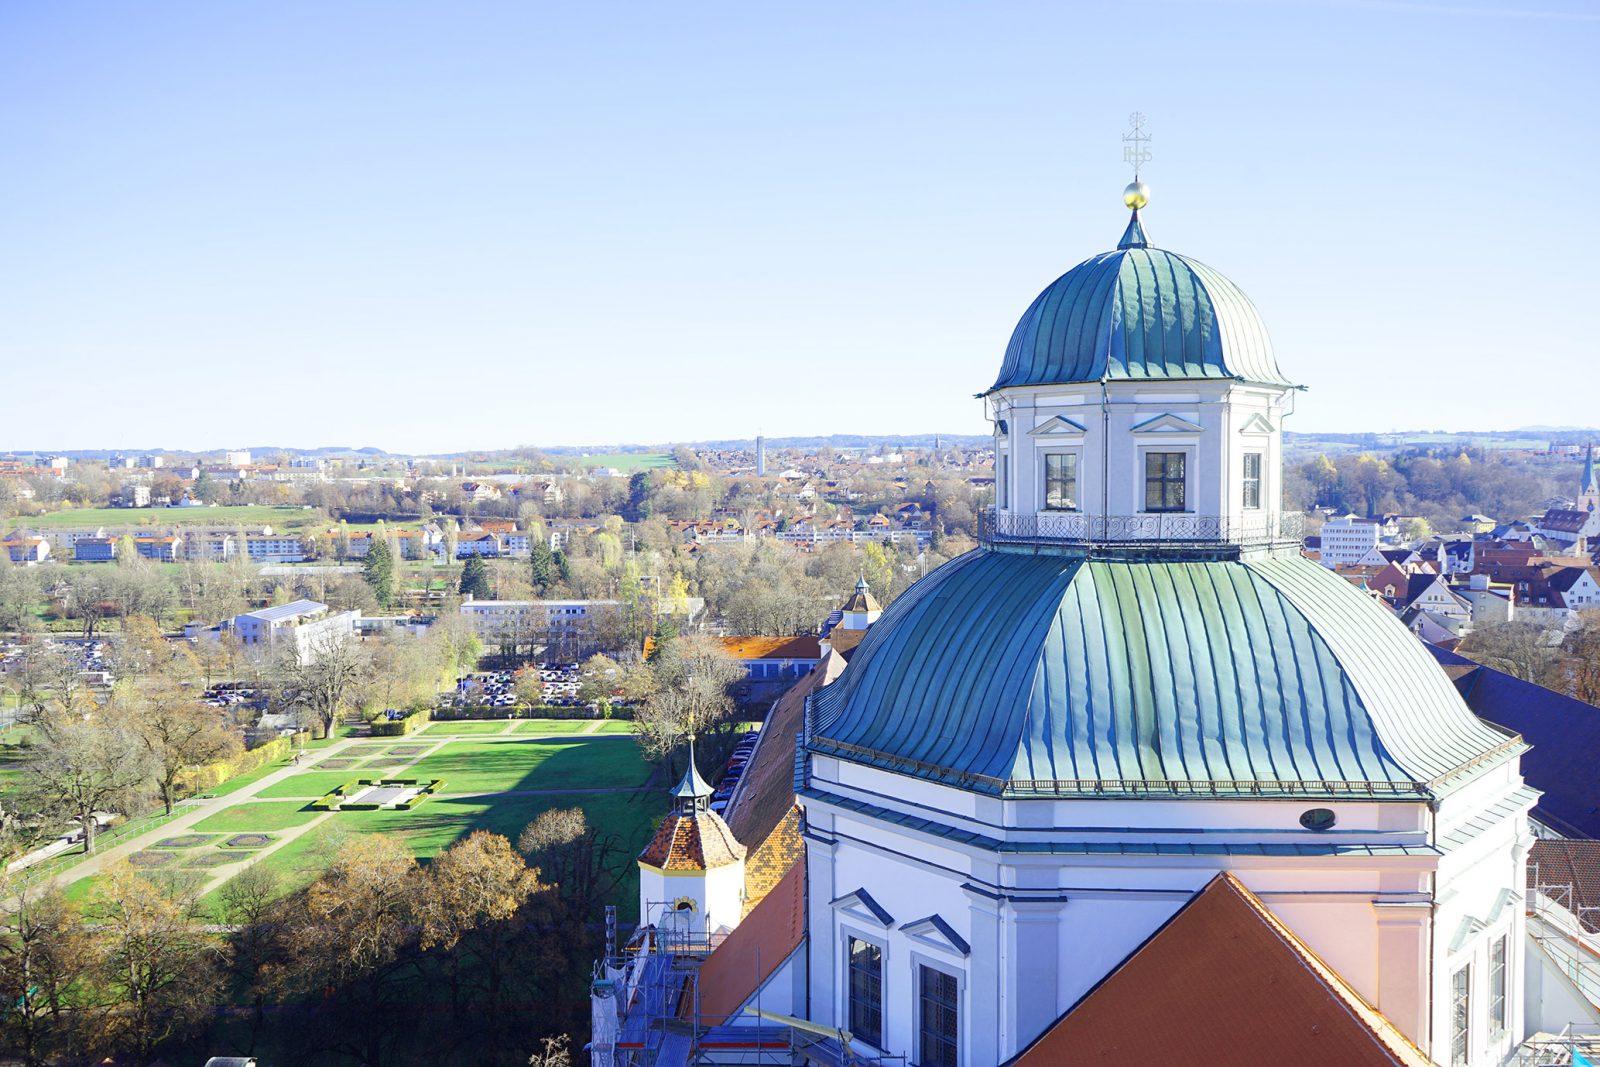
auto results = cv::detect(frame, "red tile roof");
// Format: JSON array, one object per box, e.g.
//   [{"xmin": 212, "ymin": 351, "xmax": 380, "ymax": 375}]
[
  {"xmin": 682, "ymin": 862, "xmax": 805, "ymax": 1025},
  {"xmin": 638, "ymin": 808, "xmax": 746, "ymax": 871},
  {"xmin": 1008, "ymin": 873, "xmax": 1431, "ymax": 1067},
  {"xmin": 1530, "ymin": 839, "xmax": 1600, "ymax": 933}
]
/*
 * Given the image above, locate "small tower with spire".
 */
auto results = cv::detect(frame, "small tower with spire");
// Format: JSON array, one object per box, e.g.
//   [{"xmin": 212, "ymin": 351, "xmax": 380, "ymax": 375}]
[
  {"xmin": 838, "ymin": 576, "xmax": 883, "ymax": 631},
  {"xmin": 636, "ymin": 734, "xmax": 747, "ymax": 940}
]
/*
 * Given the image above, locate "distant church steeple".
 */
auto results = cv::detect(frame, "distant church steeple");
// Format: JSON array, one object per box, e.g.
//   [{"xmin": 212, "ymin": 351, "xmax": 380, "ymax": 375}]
[{"xmin": 1580, "ymin": 443, "xmax": 1599, "ymax": 514}]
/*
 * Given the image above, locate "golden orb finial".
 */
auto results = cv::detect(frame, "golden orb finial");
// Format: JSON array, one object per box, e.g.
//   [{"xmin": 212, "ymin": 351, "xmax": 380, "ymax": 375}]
[{"xmin": 1123, "ymin": 180, "xmax": 1150, "ymax": 211}]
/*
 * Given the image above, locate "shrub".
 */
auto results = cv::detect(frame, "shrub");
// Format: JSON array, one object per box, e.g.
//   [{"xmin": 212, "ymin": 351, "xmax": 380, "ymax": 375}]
[{"xmin": 370, "ymin": 708, "xmax": 432, "ymax": 737}]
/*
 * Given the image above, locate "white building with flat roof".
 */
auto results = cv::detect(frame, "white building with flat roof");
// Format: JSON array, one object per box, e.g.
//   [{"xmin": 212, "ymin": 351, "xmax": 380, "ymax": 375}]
[{"xmin": 232, "ymin": 599, "xmax": 357, "ymax": 664}]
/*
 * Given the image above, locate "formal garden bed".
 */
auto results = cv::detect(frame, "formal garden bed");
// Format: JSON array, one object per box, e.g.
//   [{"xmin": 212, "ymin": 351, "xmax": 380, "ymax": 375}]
[{"xmin": 313, "ymin": 778, "xmax": 445, "ymax": 812}]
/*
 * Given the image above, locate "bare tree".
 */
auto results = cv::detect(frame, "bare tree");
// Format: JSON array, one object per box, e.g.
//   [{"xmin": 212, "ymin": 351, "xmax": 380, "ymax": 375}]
[
  {"xmin": 274, "ymin": 629, "xmax": 372, "ymax": 739},
  {"xmin": 128, "ymin": 678, "xmax": 242, "ymax": 814},
  {"xmin": 633, "ymin": 635, "xmax": 743, "ymax": 769},
  {"xmin": 94, "ymin": 865, "xmax": 222, "ymax": 1061},
  {"xmin": 25, "ymin": 701, "xmax": 154, "ymax": 854},
  {"xmin": 518, "ymin": 807, "xmax": 625, "ymax": 923},
  {"xmin": 0, "ymin": 878, "xmax": 94, "ymax": 1067},
  {"xmin": 1459, "ymin": 620, "xmax": 1560, "ymax": 685}
]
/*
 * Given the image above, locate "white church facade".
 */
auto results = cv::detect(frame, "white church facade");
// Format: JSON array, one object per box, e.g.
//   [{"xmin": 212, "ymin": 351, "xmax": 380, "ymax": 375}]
[{"xmin": 591, "ymin": 178, "xmax": 1567, "ymax": 1067}]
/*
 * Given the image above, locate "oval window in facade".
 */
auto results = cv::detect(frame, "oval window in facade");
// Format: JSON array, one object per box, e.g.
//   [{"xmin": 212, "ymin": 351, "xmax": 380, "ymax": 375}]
[{"xmin": 1299, "ymin": 808, "xmax": 1336, "ymax": 832}]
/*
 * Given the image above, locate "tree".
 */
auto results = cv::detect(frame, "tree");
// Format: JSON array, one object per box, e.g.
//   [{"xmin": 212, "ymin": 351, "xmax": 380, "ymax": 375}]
[
  {"xmin": 529, "ymin": 540, "xmax": 557, "ymax": 594},
  {"xmin": 284, "ymin": 836, "xmax": 421, "ymax": 1067},
  {"xmin": 1459, "ymin": 621, "xmax": 1558, "ymax": 685},
  {"xmin": 576, "ymin": 653, "xmax": 620, "ymax": 714},
  {"xmin": 95, "ymin": 865, "xmax": 222, "ymax": 1061},
  {"xmin": 459, "ymin": 555, "xmax": 491, "ymax": 600},
  {"xmin": 276, "ymin": 631, "xmax": 372, "ymax": 740},
  {"xmin": 0, "ymin": 879, "xmax": 94, "ymax": 1067},
  {"xmin": 129, "ymin": 678, "xmax": 242, "ymax": 814},
  {"xmin": 633, "ymin": 635, "xmax": 743, "ymax": 768},
  {"xmin": 26, "ymin": 702, "xmax": 154, "ymax": 854},
  {"xmin": 363, "ymin": 537, "xmax": 396, "ymax": 609},
  {"xmin": 518, "ymin": 807, "xmax": 625, "ymax": 923},
  {"xmin": 216, "ymin": 864, "xmax": 287, "ymax": 1054}
]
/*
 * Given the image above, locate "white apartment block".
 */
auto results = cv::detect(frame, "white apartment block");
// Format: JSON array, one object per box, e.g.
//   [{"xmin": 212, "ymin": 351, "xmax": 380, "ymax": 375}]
[
  {"xmin": 1317, "ymin": 514, "xmax": 1383, "ymax": 568},
  {"xmin": 232, "ymin": 599, "xmax": 357, "ymax": 664}
]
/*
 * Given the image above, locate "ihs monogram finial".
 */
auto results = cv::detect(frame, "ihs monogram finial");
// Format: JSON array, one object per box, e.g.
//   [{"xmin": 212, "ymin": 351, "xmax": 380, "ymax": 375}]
[{"xmin": 1122, "ymin": 112, "xmax": 1151, "ymax": 211}]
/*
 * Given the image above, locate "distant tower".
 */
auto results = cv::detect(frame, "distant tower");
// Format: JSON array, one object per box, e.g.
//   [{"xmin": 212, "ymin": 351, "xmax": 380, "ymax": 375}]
[
  {"xmin": 837, "ymin": 576, "xmax": 883, "ymax": 631},
  {"xmin": 1581, "ymin": 443, "xmax": 1599, "ymax": 514},
  {"xmin": 756, "ymin": 435, "xmax": 767, "ymax": 477},
  {"xmin": 636, "ymin": 737, "xmax": 747, "ymax": 938}
]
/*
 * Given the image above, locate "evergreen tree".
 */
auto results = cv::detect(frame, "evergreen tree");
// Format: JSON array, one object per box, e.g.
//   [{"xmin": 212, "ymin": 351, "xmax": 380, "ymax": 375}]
[
  {"xmin": 459, "ymin": 555, "xmax": 491, "ymax": 600},
  {"xmin": 646, "ymin": 617, "xmax": 678, "ymax": 662},
  {"xmin": 363, "ymin": 537, "xmax": 396, "ymax": 608},
  {"xmin": 529, "ymin": 541, "xmax": 556, "ymax": 594}
]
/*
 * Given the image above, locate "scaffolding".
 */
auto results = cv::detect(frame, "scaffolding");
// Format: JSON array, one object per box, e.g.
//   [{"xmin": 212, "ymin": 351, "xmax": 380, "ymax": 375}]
[{"xmin": 590, "ymin": 919, "xmax": 904, "ymax": 1067}]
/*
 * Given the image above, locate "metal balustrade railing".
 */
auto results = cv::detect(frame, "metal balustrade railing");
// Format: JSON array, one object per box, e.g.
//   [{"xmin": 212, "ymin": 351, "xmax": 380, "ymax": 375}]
[{"xmin": 980, "ymin": 507, "xmax": 1306, "ymax": 548}]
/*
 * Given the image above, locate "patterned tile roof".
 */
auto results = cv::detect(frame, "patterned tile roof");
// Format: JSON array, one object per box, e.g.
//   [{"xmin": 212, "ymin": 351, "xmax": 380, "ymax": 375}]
[{"xmin": 638, "ymin": 808, "xmax": 747, "ymax": 871}]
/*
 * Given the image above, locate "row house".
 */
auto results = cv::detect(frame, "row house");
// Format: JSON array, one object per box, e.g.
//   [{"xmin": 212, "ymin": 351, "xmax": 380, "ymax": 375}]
[
  {"xmin": 133, "ymin": 535, "xmax": 180, "ymax": 562},
  {"xmin": 2, "ymin": 537, "xmax": 49, "ymax": 564}
]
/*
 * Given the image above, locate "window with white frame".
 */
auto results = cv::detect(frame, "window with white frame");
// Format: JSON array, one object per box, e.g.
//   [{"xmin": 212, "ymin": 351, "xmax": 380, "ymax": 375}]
[
  {"xmin": 1144, "ymin": 452, "xmax": 1187, "ymax": 513},
  {"xmin": 1451, "ymin": 964, "xmax": 1471, "ymax": 1066},
  {"xmin": 1242, "ymin": 452, "xmax": 1262, "ymax": 510},
  {"xmin": 847, "ymin": 937, "xmax": 883, "ymax": 1047},
  {"xmin": 1044, "ymin": 453, "xmax": 1078, "ymax": 511},
  {"xmin": 1489, "ymin": 936, "xmax": 1507, "ymax": 1035},
  {"xmin": 919, "ymin": 964, "xmax": 959, "ymax": 1067}
]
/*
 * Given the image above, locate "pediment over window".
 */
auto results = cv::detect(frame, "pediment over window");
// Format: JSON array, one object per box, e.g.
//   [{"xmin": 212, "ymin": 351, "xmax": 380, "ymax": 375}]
[
  {"xmin": 1131, "ymin": 413, "xmax": 1204, "ymax": 434},
  {"xmin": 900, "ymin": 914, "xmax": 971, "ymax": 956},
  {"xmin": 1028, "ymin": 415, "xmax": 1088, "ymax": 438},
  {"xmin": 831, "ymin": 887, "xmax": 893, "ymax": 928},
  {"xmin": 1238, "ymin": 413, "xmax": 1274, "ymax": 435}
]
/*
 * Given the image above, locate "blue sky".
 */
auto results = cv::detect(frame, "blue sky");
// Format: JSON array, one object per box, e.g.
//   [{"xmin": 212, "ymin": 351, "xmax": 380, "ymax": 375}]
[{"xmin": 2, "ymin": 1, "xmax": 1595, "ymax": 453}]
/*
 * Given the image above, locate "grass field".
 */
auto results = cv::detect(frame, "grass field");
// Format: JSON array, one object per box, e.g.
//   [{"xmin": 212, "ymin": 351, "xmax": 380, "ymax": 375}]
[
  {"xmin": 6, "ymin": 504, "xmax": 320, "ymax": 533},
  {"xmin": 192, "ymin": 801, "xmax": 323, "ymax": 832},
  {"xmin": 560, "ymin": 452, "xmax": 677, "ymax": 471},
  {"xmin": 419, "ymin": 720, "xmax": 514, "ymax": 736},
  {"xmin": 511, "ymin": 719, "xmax": 599, "ymax": 735},
  {"xmin": 403, "ymin": 737, "xmax": 651, "ymax": 794},
  {"xmin": 256, "ymin": 771, "xmax": 364, "ymax": 800}
]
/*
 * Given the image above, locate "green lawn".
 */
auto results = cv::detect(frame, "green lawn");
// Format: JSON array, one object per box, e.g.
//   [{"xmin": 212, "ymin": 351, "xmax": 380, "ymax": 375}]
[
  {"xmin": 6, "ymin": 504, "xmax": 319, "ymax": 533},
  {"xmin": 561, "ymin": 452, "xmax": 677, "ymax": 471},
  {"xmin": 192, "ymin": 801, "xmax": 323, "ymax": 832},
  {"xmin": 511, "ymin": 719, "xmax": 596, "ymax": 735},
  {"xmin": 591, "ymin": 721, "xmax": 637, "ymax": 735},
  {"xmin": 206, "ymin": 754, "xmax": 300, "ymax": 797},
  {"xmin": 420, "ymin": 720, "xmax": 514, "ymax": 736},
  {"xmin": 255, "ymin": 771, "xmax": 363, "ymax": 799},
  {"xmin": 404, "ymin": 737, "xmax": 652, "ymax": 794}
]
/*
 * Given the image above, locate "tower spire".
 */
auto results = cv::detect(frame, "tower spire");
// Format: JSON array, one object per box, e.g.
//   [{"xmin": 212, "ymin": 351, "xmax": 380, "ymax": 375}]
[
  {"xmin": 1119, "ymin": 111, "xmax": 1151, "ymax": 249},
  {"xmin": 671, "ymin": 733, "xmax": 714, "ymax": 813},
  {"xmin": 1583, "ymin": 442, "xmax": 1598, "ymax": 496}
]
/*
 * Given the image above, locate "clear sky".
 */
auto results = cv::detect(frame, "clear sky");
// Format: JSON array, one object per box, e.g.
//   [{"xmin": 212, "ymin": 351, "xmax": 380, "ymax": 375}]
[{"xmin": 2, "ymin": 1, "xmax": 1595, "ymax": 454}]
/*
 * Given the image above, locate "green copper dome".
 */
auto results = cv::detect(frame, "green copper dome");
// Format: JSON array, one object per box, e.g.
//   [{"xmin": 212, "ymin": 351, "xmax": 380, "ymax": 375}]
[
  {"xmin": 987, "ymin": 212, "xmax": 1290, "ymax": 392},
  {"xmin": 807, "ymin": 548, "xmax": 1515, "ymax": 798}
]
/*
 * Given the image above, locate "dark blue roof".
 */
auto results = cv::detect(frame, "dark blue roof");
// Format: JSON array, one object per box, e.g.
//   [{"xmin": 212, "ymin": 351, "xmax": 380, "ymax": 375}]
[
  {"xmin": 808, "ymin": 548, "xmax": 1511, "ymax": 797},
  {"xmin": 986, "ymin": 215, "xmax": 1288, "ymax": 393},
  {"xmin": 1429, "ymin": 645, "xmax": 1599, "ymax": 837}
]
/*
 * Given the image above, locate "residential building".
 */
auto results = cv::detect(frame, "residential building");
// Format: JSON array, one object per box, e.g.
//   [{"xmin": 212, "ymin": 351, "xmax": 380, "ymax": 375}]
[
  {"xmin": 3, "ymin": 536, "xmax": 49, "ymax": 564},
  {"xmin": 133, "ymin": 535, "xmax": 180, "ymax": 562},
  {"xmin": 1318, "ymin": 514, "xmax": 1384, "ymax": 567},
  {"xmin": 231, "ymin": 599, "xmax": 357, "ymax": 664},
  {"xmin": 242, "ymin": 535, "xmax": 308, "ymax": 563},
  {"xmin": 73, "ymin": 537, "xmax": 117, "ymax": 562}
]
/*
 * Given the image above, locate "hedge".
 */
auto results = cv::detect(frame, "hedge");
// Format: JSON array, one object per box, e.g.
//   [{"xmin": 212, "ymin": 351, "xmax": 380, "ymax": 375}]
[
  {"xmin": 431, "ymin": 705, "xmax": 634, "ymax": 722},
  {"xmin": 314, "ymin": 778, "xmax": 444, "ymax": 811},
  {"xmin": 369, "ymin": 708, "xmax": 432, "ymax": 737},
  {"xmin": 178, "ymin": 731, "xmax": 311, "ymax": 794}
]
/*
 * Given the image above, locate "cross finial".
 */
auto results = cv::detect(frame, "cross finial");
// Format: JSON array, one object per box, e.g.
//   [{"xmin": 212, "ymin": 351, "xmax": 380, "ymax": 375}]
[{"xmin": 1123, "ymin": 112, "xmax": 1151, "ymax": 180}]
